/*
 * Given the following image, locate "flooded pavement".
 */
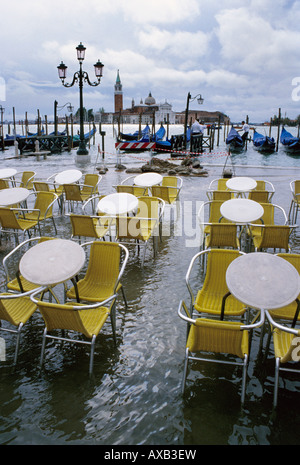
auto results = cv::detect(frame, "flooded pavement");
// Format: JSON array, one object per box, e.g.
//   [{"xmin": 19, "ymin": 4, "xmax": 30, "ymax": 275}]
[{"xmin": 0, "ymin": 125, "xmax": 300, "ymax": 445}]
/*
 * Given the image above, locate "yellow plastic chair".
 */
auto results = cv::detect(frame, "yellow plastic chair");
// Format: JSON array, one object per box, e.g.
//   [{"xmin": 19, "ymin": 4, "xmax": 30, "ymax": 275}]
[
  {"xmin": 33, "ymin": 180, "xmax": 63, "ymax": 212},
  {"xmin": 3, "ymin": 237, "xmax": 55, "ymax": 293},
  {"xmin": 69, "ymin": 214, "xmax": 111, "ymax": 243},
  {"xmin": 247, "ymin": 203, "xmax": 288, "ymax": 245},
  {"xmin": 186, "ymin": 249, "xmax": 247, "ymax": 320},
  {"xmin": 0, "ymin": 207, "xmax": 41, "ymax": 243},
  {"xmin": 267, "ymin": 253, "xmax": 300, "ymax": 324},
  {"xmin": 266, "ymin": 310, "xmax": 300, "ymax": 407},
  {"xmin": 198, "ymin": 201, "xmax": 234, "ymax": 250},
  {"xmin": 82, "ymin": 173, "xmax": 102, "ymax": 195},
  {"xmin": 115, "ymin": 196, "xmax": 164, "ymax": 266},
  {"xmin": 248, "ymin": 224, "xmax": 297, "ymax": 253},
  {"xmin": 23, "ymin": 191, "xmax": 58, "ymax": 234},
  {"xmin": 14, "ymin": 171, "xmax": 36, "ymax": 189},
  {"xmin": 31, "ymin": 290, "xmax": 118, "ymax": 374},
  {"xmin": 66, "ymin": 241, "xmax": 129, "ymax": 308},
  {"xmin": 0, "ymin": 290, "xmax": 38, "ymax": 364},
  {"xmin": 178, "ymin": 300, "xmax": 264, "ymax": 402},
  {"xmin": 288, "ymin": 180, "xmax": 300, "ymax": 223},
  {"xmin": 204, "ymin": 223, "xmax": 240, "ymax": 250},
  {"xmin": 63, "ymin": 183, "xmax": 96, "ymax": 212}
]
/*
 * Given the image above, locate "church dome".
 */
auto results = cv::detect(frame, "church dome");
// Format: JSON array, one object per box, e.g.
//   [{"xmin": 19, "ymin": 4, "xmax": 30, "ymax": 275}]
[{"xmin": 145, "ymin": 92, "xmax": 156, "ymax": 105}]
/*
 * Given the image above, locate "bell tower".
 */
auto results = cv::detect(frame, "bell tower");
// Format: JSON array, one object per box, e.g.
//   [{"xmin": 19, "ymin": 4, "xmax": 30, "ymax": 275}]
[{"xmin": 114, "ymin": 69, "xmax": 123, "ymax": 113}]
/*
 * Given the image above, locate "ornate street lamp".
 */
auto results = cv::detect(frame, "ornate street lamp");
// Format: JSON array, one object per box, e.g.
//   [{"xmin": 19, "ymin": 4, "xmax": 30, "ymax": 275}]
[
  {"xmin": 184, "ymin": 92, "xmax": 204, "ymax": 148},
  {"xmin": 57, "ymin": 42, "xmax": 104, "ymax": 155}
]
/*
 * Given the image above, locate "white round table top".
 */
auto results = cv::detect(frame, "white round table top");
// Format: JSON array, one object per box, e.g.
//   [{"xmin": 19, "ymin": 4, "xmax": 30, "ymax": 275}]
[
  {"xmin": 226, "ymin": 252, "xmax": 300, "ymax": 310},
  {"xmin": 97, "ymin": 192, "xmax": 138, "ymax": 215},
  {"xmin": 19, "ymin": 239, "xmax": 86, "ymax": 286},
  {"xmin": 220, "ymin": 198, "xmax": 264, "ymax": 224},
  {"xmin": 0, "ymin": 168, "xmax": 17, "ymax": 179},
  {"xmin": 0, "ymin": 187, "xmax": 30, "ymax": 206},
  {"xmin": 54, "ymin": 169, "xmax": 82, "ymax": 185},
  {"xmin": 226, "ymin": 176, "xmax": 257, "ymax": 192},
  {"xmin": 134, "ymin": 172, "xmax": 163, "ymax": 187}
]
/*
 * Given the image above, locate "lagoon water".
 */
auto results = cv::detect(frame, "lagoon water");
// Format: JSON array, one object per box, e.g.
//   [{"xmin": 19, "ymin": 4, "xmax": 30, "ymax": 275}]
[{"xmin": 0, "ymin": 124, "xmax": 300, "ymax": 446}]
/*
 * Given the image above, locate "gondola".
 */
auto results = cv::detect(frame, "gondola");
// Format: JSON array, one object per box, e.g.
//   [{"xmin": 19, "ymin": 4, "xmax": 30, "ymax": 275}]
[
  {"xmin": 119, "ymin": 124, "xmax": 150, "ymax": 141},
  {"xmin": 72, "ymin": 127, "xmax": 97, "ymax": 147},
  {"xmin": 226, "ymin": 126, "xmax": 245, "ymax": 152},
  {"xmin": 253, "ymin": 130, "xmax": 275, "ymax": 153},
  {"xmin": 280, "ymin": 127, "xmax": 300, "ymax": 154}
]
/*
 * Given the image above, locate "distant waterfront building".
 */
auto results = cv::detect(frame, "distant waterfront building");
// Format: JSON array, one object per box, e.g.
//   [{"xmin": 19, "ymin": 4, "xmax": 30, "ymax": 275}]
[
  {"xmin": 94, "ymin": 71, "xmax": 176, "ymax": 124},
  {"xmin": 94, "ymin": 70, "xmax": 228, "ymax": 125}
]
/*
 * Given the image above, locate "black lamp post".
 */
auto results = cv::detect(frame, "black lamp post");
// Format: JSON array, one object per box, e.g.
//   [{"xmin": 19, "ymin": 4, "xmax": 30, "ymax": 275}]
[
  {"xmin": 57, "ymin": 42, "xmax": 104, "ymax": 155},
  {"xmin": 184, "ymin": 92, "xmax": 204, "ymax": 148},
  {"xmin": 54, "ymin": 101, "xmax": 74, "ymax": 135}
]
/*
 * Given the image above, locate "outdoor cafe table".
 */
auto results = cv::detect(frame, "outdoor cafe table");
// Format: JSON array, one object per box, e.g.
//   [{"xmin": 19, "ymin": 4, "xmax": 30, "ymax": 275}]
[
  {"xmin": 220, "ymin": 198, "xmax": 264, "ymax": 251},
  {"xmin": 0, "ymin": 168, "xmax": 17, "ymax": 180},
  {"xmin": 134, "ymin": 172, "xmax": 163, "ymax": 187},
  {"xmin": 220, "ymin": 198, "xmax": 264, "ymax": 224},
  {"xmin": 226, "ymin": 176, "xmax": 257, "ymax": 197},
  {"xmin": 225, "ymin": 253, "xmax": 300, "ymax": 319},
  {"xmin": 54, "ymin": 169, "xmax": 82, "ymax": 185},
  {"xmin": 19, "ymin": 239, "xmax": 85, "ymax": 300},
  {"xmin": 97, "ymin": 192, "xmax": 138, "ymax": 215},
  {"xmin": 0, "ymin": 187, "xmax": 30, "ymax": 206}
]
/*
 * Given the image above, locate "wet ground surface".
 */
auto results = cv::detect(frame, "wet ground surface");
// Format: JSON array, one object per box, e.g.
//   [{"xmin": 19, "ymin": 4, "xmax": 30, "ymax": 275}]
[{"xmin": 0, "ymin": 125, "xmax": 300, "ymax": 445}]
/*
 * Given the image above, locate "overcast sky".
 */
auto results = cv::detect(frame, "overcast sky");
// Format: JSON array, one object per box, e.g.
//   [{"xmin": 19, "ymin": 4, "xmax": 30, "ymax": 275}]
[{"xmin": 1, "ymin": 0, "xmax": 300, "ymax": 123}]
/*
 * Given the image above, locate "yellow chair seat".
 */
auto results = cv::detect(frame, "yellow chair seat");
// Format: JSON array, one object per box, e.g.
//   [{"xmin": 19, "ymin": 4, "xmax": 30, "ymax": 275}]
[{"xmin": 0, "ymin": 294, "xmax": 37, "ymax": 326}]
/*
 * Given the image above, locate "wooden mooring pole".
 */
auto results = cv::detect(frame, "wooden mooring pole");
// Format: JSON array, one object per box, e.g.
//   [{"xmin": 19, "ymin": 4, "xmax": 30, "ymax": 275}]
[{"xmin": 276, "ymin": 108, "xmax": 281, "ymax": 151}]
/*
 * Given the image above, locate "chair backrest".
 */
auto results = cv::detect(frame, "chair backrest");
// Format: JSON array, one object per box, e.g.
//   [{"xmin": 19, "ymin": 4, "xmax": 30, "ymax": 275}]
[
  {"xmin": 83, "ymin": 242, "xmax": 122, "ymax": 294},
  {"xmin": 83, "ymin": 174, "xmax": 100, "ymax": 189},
  {"xmin": 205, "ymin": 223, "xmax": 239, "ymax": 248},
  {"xmin": 255, "ymin": 180, "xmax": 266, "ymax": 190},
  {"xmin": 33, "ymin": 181, "xmax": 50, "ymax": 192},
  {"xmin": 36, "ymin": 300, "xmax": 93, "ymax": 338},
  {"xmin": 34, "ymin": 191, "xmax": 57, "ymax": 217},
  {"xmin": 151, "ymin": 185, "xmax": 178, "ymax": 204},
  {"xmin": 203, "ymin": 249, "xmax": 242, "ymax": 296},
  {"xmin": 252, "ymin": 203, "xmax": 275, "ymax": 225},
  {"xmin": 188, "ymin": 318, "xmax": 247, "ymax": 358},
  {"xmin": 208, "ymin": 200, "xmax": 232, "ymax": 224},
  {"xmin": 21, "ymin": 171, "xmax": 35, "ymax": 189},
  {"xmin": 0, "ymin": 179, "xmax": 9, "ymax": 190},
  {"xmin": 116, "ymin": 217, "xmax": 144, "ymax": 241},
  {"xmin": 70, "ymin": 214, "xmax": 104, "ymax": 239},
  {"xmin": 63, "ymin": 184, "xmax": 82, "ymax": 201},
  {"xmin": 248, "ymin": 190, "xmax": 271, "ymax": 203},
  {"xmin": 162, "ymin": 176, "xmax": 181, "ymax": 188},
  {"xmin": 257, "ymin": 225, "xmax": 292, "ymax": 251},
  {"xmin": 207, "ymin": 190, "xmax": 233, "ymax": 201},
  {"xmin": 277, "ymin": 253, "xmax": 300, "ymax": 274},
  {"xmin": 136, "ymin": 196, "xmax": 160, "ymax": 219},
  {"xmin": 208, "ymin": 178, "xmax": 228, "ymax": 190},
  {"xmin": 0, "ymin": 207, "xmax": 21, "ymax": 229},
  {"xmin": 116, "ymin": 185, "xmax": 146, "ymax": 197}
]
